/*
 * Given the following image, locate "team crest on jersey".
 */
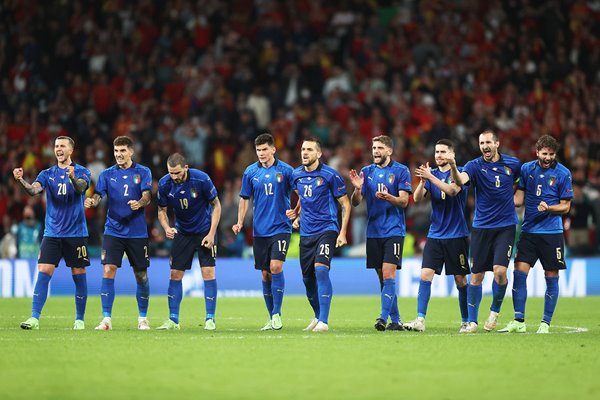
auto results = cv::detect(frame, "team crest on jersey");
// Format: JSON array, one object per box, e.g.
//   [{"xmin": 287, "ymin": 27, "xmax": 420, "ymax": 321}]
[
  {"xmin": 315, "ymin": 177, "xmax": 323, "ymax": 186},
  {"xmin": 504, "ymin": 166, "xmax": 512, "ymax": 175},
  {"xmin": 191, "ymin": 188, "xmax": 198, "ymax": 198},
  {"xmin": 133, "ymin": 174, "xmax": 141, "ymax": 184},
  {"xmin": 276, "ymin": 173, "xmax": 283, "ymax": 183},
  {"xmin": 548, "ymin": 176, "xmax": 557, "ymax": 186},
  {"xmin": 387, "ymin": 174, "xmax": 395, "ymax": 184}
]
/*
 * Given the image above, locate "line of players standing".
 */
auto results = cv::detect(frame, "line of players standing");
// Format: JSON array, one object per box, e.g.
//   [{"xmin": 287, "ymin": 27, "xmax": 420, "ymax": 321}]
[{"xmin": 13, "ymin": 130, "xmax": 572, "ymax": 334}]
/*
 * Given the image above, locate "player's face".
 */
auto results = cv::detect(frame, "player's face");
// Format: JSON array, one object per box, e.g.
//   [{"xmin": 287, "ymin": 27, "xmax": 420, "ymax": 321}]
[
  {"xmin": 114, "ymin": 145, "xmax": 133, "ymax": 167},
  {"xmin": 434, "ymin": 144, "xmax": 451, "ymax": 167},
  {"xmin": 255, "ymin": 143, "xmax": 276, "ymax": 166},
  {"xmin": 54, "ymin": 139, "xmax": 73, "ymax": 164},
  {"xmin": 168, "ymin": 164, "xmax": 189, "ymax": 184},
  {"xmin": 372, "ymin": 141, "xmax": 392, "ymax": 166},
  {"xmin": 479, "ymin": 133, "xmax": 499, "ymax": 162},
  {"xmin": 537, "ymin": 147, "xmax": 556, "ymax": 169},
  {"xmin": 301, "ymin": 141, "xmax": 321, "ymax": 168}
]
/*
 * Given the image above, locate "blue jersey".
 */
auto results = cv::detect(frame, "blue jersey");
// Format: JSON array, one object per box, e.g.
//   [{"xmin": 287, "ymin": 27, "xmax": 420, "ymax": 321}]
[
  {"xmin": 157, "ymin": 168, "xmax": 218, "ymax": 235},
  {"xmin": 292, "ymin": 162, "xmax": 347, "ymax": 236},
  {"xmin": 425, "ymin": 167, "xmax": 469, "ymax": 239},
  {"xmin": 95, "ymin": 163, "xmax": 152, "ymax": 238},
  {"xmin": 35, "ymin": 164, "xmax": 90, "ymax": 237},
  {"xmin": 361, "ymin": 161, "xmax": 412, "ymax": 238},
  {"xmin": 518, "ymin": 160, "xmax": 573, "ymax": 234},
  {"xmin": 463, "ymin": 154, "xmax": 521, "ymax": 229},
  {"xmin": 240, "ymin": 159, "xmax": 293, "ymax": 237}
]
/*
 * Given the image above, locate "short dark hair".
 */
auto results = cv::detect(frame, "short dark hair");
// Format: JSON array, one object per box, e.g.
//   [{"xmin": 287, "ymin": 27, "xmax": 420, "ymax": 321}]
[
  {"xmin": 255, "ymin": 133, "xmax": 274, "ymax": 147},
  {"xmin": 373, "ymin": 135, "xmax": 394, "ymax": 149},
  {"xmin": 536, "ymin": 135, "xmax": 559, "ymax": 152},
  {"xmin": 55, "ymin": 136, "xmax": 75, "ymax": 148},
  {"xmin": 113, "ymin": 136, "xmax": 134, "ymax": 148},
  {"xmin": 435, "ymin": 139, "xmax": 454, "ymax": 150},
  {"xmin": 480, "ymin": 129, "xmax": 498, "ymax": 141},
  {"xmin": 303, "ymin": 136, "xmax": 322, "ymax": 150},
  {"xmin": 167, "ymin": 153, "xmax": 187, "ymax": 168}
]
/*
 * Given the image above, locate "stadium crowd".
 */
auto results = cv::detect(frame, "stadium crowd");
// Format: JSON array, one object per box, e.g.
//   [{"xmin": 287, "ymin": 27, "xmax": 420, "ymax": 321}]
[{"xmin": 1, "ymin": 0, "xmax": 599, "ymax": 258}]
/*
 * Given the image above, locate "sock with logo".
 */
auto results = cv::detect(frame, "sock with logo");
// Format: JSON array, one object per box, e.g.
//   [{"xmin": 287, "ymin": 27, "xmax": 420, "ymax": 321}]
[
  {"xmin": 136, "ymin": 278, "xmax": 150, "ymax": 318},
  {"xmin": 417, "ymin": 279, "xmax": 432, "ymax": 318},
  {"xmin": 31, "ymin": 272, "xmax": 52, "ymax": 319},
  {"xmin": 302, "ymin": 270, "xmax": 320, "ymax": 318},
  {"xmin": 100, "ymin": 277, "xmax": 115, "ymax": 318},
  {"xmin": 542, "ymin": 276, "xmax": 559, "ymax": 324},
  {"xmin": 315, "ymin": 266, "xmax": 332, "ymax": 324},
  {"xmin": 271, "ymin": 272, "xmax": 285, "ymax": 316},
  {"xmin": 467, "ymin": 284, "xmax": 482, "ymax": 323},
  {"xmin": 168, "ymin": 279, "xmax": 182, "ymax": 324},
  {"xmin": 262, "ymin": 280, "xmax": 273, "ymax": 316},
  {"xmin": 512, "ymin": 270, "xmax": 528, "ymax": 321},
  {"xmin": 380, "ymin": 278, "xmax": 396, "ymax": 321},
  {"xmin": 204, "ymin": 279, "xmax": 217, "ymax": 320},
  {"xmin": 72, "ymin": 273, "xmax": 87, "ymax": 321},
  {"xmin": 490, "ymin": 280, "xmax": 508, "ymax": 313}
]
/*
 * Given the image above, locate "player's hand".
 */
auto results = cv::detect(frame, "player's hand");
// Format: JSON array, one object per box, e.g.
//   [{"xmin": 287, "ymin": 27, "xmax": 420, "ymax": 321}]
[
  {"xmin": 128, "ymin": 200, "xmax": 142, "ymax": 210},
  {"xmin": 336, "ymin": 233, "xmax": 347, "ymax": 248},
  {"xmin": 66, "ymin": 165, "xmax": 75, "ymax": 180},
  {"xmin": 292, "ymin": 217, "xmax": 300, "ymax": 230},
  {"xmin": 348, "ymin": 169, "xmax": 364, "ymax": 190},
  {"xmin": 286, "ymin": 209, "xmax": 297, "ymax": 220},
  {"xmin": 445, "ymin": 151, "xmax": 456, "ymax": 166},
  {"xmin": 165, "ymin": 227, "xmax": 177, "ymax": 239},
  {"xmin": 84, "ymin": 197, "xmax": 96, "ymax": 208},
  {"xmin": 375, "ymin": 185, "xmax": 391, "ymax": 201},
  {"xmin": 13, "ymin": 168, "xmax": 23, "ymax": 180},
  {"xmin": 538, "ymin": 201, "xmax": 549, "ymax": 212},
  {"xmin": 202, "ymin": 234, "xmax": 215, "ymax": 249},
  {"xmin": 415, "ymin": 162, "xmax": 433, "ymax": 180},
  {"xmin": 232, "ymin": 223, "xmax": 243, "ymax": 235}
]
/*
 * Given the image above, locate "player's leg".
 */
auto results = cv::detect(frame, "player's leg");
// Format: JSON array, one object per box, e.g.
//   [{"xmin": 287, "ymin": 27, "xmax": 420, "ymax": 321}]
[
  {"xmin": 21, "ymin": 237, "xmax": 61, "ymax": 330},
  {"xmin": 254, "ymin": 237, "xmax": 273, "ymax": 321},
  {"xmin": 312, "ymin": 232, "xmax": 336, "ymax": 332},
  {"xmin": 300, "ymin": 235, "xmax": 319, "ymax": 329},
  {"xmin": 444, "ymin": 237, "xmax": 470, "ymax": 332},
  {"xmin": 96, "ymin": 235, "xmax": 124, "ymax": 330},
  {"xmin": 485, "ymin": 226, "xmax": 516, "ymax": 331},
  {"xmin": 465, "ymin": 229, "xmax": 492, "ymax": 333},
  {"xmin": 454, "ymin": 275, "xmax": 469, "ymax": 332},
  {"xmin": 126, "ymin": 238, "xmax": 151, "ymax": 330},
  {"xmin": 537, "ymin": 234, "xmax": 566, "ymax": 333},
  {"xmin": 269, "ymin": 233, "xmax": 289, "ymax": 330},
  {"xmin": 65, "ymin": 237, "xmax": 91, "ymax": 330},
  {"xmin": 201, "ymin": 265, "xmax": 217, "ymax": 330}
]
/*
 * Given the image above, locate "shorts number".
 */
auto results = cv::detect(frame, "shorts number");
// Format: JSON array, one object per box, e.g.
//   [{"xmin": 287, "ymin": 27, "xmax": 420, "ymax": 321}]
[
  {"xmin": 319, "ymin": 244, "xmax": 330, "ymax": 256},
  {"xmin": 441, "ymin": 191, "xmax": 446, "ymax": 200},
  {"xmin": 144, "ymin": 245, "xmax": 149, "ymax": 259},
  {"xmin": 495, "ymin": 175, "xmax": 500, "ymax": 188},
  {"xmin": 459, "ymin": 254, "xmax": 466, "ymax": 266},
  {"xmin": 393, "ymin": 243, "xmax": 402, "ymax": 257},
  {"xmin": 123, "ymin": 184, "xmax": 129, "ymax": 197},
  {"xmin": 264, "ymin": 183, "xmax": 273, "ymax": 196},
  {"xmin": 58, "ymin": 183, "xmax": 67, "ymax": 195},
  {"xmin": 536, "ymin": 184, "xmax": 542, "ymax": 196},
  {"xmin": 77, "ymin": 246, "xmax": 87, "ymax": 259},
  {"xmin": 179, "ymin": 198, "xmax": 189, "ymax": 209},
  {"xmin": 277, "ymin": 240, "xmax": 287, "ymax": 252},
  {"xmin": 211, "ymin": 245, "xmax": 217, "ymax": 258},
  {"xmin": 303, "ymin": 185, "xmax": 313, "ymax": 198},
  {"xmin": 507, "ymin": 245, "xmax": 513, "ymax": 258},
  {"xmin": 556, "ymin": 247, "xmax": 562, "ymax": 260}
]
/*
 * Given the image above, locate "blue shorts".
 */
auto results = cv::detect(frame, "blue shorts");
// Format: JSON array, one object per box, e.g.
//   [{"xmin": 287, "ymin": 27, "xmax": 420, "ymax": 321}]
[
  {"xmin": 470, "ymin": 226, "xmax": 516, "ymax": 273},
  {"xmin": 253, "ymin": 233, "xmax": 291, "ymax": 270},
  {"xmin": 39, "ymin": 237, "xmax": 90, "ymax": 268},
  {"xmin": 422, "ymin": 237, "xmax": 470, "ymax": 275},
  {"xmin": 366, "ymin": 236, "xmax": 403, "ymax": 269},
  {"xmin": 101, "ymin": 235, "xmax": 150, "ymax": 270},
  {"xmin": 299, "ymin": 231, "xmax": 337, "ymax": 274},
  {"xmin": 515, "ymin": 232, "xmax": 566, "ymax": 271},
  {"xmin": 170, "ymin": 233, "xmax": 216, "ymax": 270}
]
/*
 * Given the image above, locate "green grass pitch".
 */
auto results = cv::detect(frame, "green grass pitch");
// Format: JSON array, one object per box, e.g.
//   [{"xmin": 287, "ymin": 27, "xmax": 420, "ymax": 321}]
[{"xmin": 1, "ymin": 296, "xmax": 599, "ymax": 400}]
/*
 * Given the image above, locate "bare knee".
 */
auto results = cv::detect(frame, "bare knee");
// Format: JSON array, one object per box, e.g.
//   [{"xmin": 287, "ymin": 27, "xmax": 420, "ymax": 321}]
[
  {"xmin": 201, "ymin": 266, "xmax": 216, "ymax": 280},
  {"xmin": 103, "ymin": 264, "xmax": 118, "ymax": 279},
  {"xmin": 170, "ymin": 269, "xmax": 185, "ymax": 281}
]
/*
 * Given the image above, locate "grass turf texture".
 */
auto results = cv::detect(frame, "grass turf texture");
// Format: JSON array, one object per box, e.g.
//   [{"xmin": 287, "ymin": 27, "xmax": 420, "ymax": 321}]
[{"xmin": 1, "ymin": 296, "xmax": 599, "ymax": 400}]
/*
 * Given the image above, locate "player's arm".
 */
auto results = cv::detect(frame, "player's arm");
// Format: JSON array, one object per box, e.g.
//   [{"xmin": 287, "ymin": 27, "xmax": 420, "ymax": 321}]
[
  {"xmin": 158, "ymin": 206, "xmax": 177, "ymax": 239},
  {"xmin": 13, "ymin": 168, "xmax": 43, "ymax": 196},
  {"xmin": 67, "ymin": 166, "xmax": 88, "ymax": 194},
  {"xmin": 446, "ymin": 152, "xmax": 469, "ymax": 186},
  {"xmin": 232, "ymin": 197, "xmax": 249, "ymax": 234},
  {"xmin": 128, "ymin": 190, "xmax": 152, "ymax": 210},
  {"xmin": 514, "ymin": 189, "xmax": 524, "ymax": 207},
  {"xmin": 413, "ymin": 177, "xmax": 427, "ymax": 203},
  {"xmin": 286, "ymin": 190, "xmax": 300, "ymax": 220},
  {"xmin": 416, "ymin": 162, "xmax": 461, "ymax": 197},
  {"xmin": 84, "ymin": 193, "xmax": 103, "ymax": 208},
  {"xmin": 538, "ymin": 199, "xmax": 571, "ymax": 215},
  {"xmin": 336, "ymin": 194, "xmax": 351, "ymax": 247},
  {"xmin": 202, "ymin": 197, "xmax": 221, "ymax": 248},
  {"xmin": 349, "ymin": 169, "xmax": 364, "ymax": 206}
]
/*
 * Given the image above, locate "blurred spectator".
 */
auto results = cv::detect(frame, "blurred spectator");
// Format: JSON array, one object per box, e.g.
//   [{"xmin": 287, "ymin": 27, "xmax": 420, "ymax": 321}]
[{"xmin": 12, "ymin": 205, "xmax": 42, "ymax": 259}]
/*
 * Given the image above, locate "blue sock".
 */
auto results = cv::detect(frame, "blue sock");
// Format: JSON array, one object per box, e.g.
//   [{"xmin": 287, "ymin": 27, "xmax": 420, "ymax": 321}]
[
  {"xmin": 315, "ymin": 266, "xmax": 332, "ymax": 324},
  {"xmin": 204, "ymin": 279, "xmax": 217, "ymax": 320},
  {"xmin": 543, "ymin": 276, "xmax": 559, "ymax": 324},
  {"xmin": 271, "ymin": 272, "xmax": 285, "ymax": 316},
  {"xmin": 72, "ymin": 273, "xmax": 87, "ymax": 321},
  {"xmin": 168, "ymin": 279, "xmax": 183, "ymax": 323},
  {"xmin": 512, "ymin": 270, "xmax": 528, "ymax": 321},
  {"xmin": 100, "ymin": 277, "xmax": 115, "ymax": 318},
  {"xmin": 490, "ymin": 280, "xmax": 508, "ymax": 313},
  {"xmin": 389, "ymin": 295, "xmax": 400, "ymax": 323},
  {"xmin": 302, "ymin": 271, "xmax": 320, "ymax": 318},
  {"xmin": 136, "ymin": 279, "xmax": 150, "ymax": 318},
  {"xmin": 262, "ymin": 280, "xmax": 273, "ymax": 316},
  {"xmin": 31, "ymin": 271, "xmax": 51, "ymax": 319},
  {"xmin": 457, "ymin": 284, "xmax": 468, "ymax": 323},
  {"xmin": 380, "ymin": 279, "xmax": 396, "ymax": 321},
  {"xmin": 417, "ymin": 279, "xmax": 432, "ymax": 318},
  {"xmin": 467, "ymin": 284, "xmax": 482, "ymax": 323}
]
